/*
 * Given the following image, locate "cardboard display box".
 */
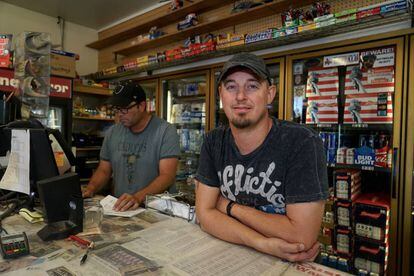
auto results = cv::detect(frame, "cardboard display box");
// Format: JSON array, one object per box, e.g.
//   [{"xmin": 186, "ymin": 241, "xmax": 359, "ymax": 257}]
[{"xmin": 51, "ymin": 50, "xmax": 76, "ymax": 78}]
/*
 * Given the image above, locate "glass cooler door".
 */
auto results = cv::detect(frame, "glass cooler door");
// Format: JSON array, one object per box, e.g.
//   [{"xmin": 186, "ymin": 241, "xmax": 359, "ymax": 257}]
[
  {"xmin": 161, "ymin": 71, "xmax": 209, "ymax": 203},
  {"xmin": 211, "ymin": 58, "xmax": 284, "ymax": 128},
  {"xmin": 286, "ymin": 38, "xmax": 404, "ymax": 275}
]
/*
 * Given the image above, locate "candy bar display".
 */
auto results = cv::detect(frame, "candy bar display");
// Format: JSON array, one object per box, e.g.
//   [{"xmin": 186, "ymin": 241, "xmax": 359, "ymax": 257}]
[{"xmin": 14, "ymin": 32, "xmax": 51, "ymax": 123}]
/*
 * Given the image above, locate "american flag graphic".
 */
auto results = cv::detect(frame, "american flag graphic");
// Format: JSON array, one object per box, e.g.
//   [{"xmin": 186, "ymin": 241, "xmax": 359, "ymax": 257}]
[
  {"xmin": 345, "ymin": 65, "xmax": 395, "ymax": 95},
  {"xmin": 344, "ymin": 93, "xmax": 393, "ymax": 124},
  {"xmin": 306, "ymin": 95, "xmax": 338, "ymax": 124},
  {"xmin": 306, "ymin": 67, "xmax": 339, "ymax": 97}
]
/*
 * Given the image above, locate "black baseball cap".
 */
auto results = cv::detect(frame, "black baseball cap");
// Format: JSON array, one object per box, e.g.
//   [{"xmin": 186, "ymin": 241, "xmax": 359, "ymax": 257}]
[
  {"xmin": 217, "ymin": 52, "xmax": 271, "ymax": 85},
  {"xmin": 106, "ymin": 82, "xmax": 146, "ymax": 107}
]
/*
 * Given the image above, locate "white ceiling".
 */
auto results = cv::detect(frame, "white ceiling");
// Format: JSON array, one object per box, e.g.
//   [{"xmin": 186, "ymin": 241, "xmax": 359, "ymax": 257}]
[{"xmin": 1, "ymin": 0, "xmax": 167, "ymax": 30}]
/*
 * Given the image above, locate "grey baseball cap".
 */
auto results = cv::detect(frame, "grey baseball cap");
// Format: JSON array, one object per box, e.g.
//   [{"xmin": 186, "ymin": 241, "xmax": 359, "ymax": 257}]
[
  {"xmin": 217, "ymin": 52, "xmax": 271, "ymax": 85},
  {"xmin": 106, "ymin": 82, "xmax": 146, "ymax": 107}
]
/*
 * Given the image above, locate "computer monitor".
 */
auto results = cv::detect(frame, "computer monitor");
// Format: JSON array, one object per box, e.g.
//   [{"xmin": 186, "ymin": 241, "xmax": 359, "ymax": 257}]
[{"xmin": 0, "ymin": 119, "xmax": 75, "ymax": 198}]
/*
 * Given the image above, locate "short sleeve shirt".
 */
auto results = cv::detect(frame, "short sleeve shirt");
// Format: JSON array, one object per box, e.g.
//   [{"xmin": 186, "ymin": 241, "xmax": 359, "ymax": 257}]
[
  {"xmin": 195, "ymin": 118, "xmax": 329, "ymax": 214},
  {"xmin": 100, "ymin": 116, "xmax": 180, "ymax": 197}
]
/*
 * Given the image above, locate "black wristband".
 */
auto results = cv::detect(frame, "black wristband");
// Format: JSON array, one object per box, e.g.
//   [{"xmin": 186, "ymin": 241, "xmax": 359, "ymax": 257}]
[{"xmin": 226, "ymin": 201, "xmax": 236, "ymax": 218}]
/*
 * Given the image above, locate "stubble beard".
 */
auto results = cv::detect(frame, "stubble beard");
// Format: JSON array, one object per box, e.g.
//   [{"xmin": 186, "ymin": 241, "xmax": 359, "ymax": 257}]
[{"xmin": 230, "ymin": 110, "xmax": 267, "ymax": 129}]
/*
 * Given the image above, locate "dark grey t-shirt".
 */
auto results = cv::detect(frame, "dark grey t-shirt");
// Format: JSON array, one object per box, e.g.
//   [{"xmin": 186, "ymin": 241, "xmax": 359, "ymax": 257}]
[
  {"xmin": 100, "ymin": 116, "xmax": 180, "ymax": 197},
  {"xmin": 195, "ymin": 118, "xmax": 328, "ymax": 214}
]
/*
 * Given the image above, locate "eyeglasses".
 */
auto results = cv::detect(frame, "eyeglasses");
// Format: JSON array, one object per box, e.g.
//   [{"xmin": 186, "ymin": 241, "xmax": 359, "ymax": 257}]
[{"xmin": 113, "ymin": 103, "xmax": 138, "ymax": 114}]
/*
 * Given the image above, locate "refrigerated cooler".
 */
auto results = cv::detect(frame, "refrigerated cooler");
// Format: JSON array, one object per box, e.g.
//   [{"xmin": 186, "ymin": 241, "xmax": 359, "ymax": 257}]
[
  {"xmin": 47, "ymin": 76, "xmax": 73, "ymax": 145},
  {"xmin": 211, "ymin": 58, "xmax": 284, "ymax": 128},
  {"xmin": 161, "ymin": 71, "xmax": 209, "ymax": 203},
  {"xmin": 286, "ymin": 38, "xmax": 405, "ymax": 275}
]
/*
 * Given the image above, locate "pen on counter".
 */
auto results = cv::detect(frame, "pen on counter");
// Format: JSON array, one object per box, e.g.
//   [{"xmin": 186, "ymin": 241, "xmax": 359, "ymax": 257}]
[{"xmin": 80, "ymin": 242, "xmax": 94, "ymax": 265}]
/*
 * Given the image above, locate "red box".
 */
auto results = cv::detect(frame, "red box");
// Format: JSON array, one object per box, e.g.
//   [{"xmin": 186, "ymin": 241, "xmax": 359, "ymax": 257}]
[
  {"xmin": 357, "ymin": 7, "xmax": 381, "ymax": 19},
  {"xmin": 354, "ymin": 193, "xmax": 390, "ymax": 243}
]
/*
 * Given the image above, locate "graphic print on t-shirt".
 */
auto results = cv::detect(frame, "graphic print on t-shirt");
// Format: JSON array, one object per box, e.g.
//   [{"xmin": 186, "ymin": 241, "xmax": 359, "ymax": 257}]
[
  {"xmin": 217, "ymin": 161, "xmax": 286, "ymax": 214},
  {"xmin": 118, "ymin": 140, "xmax": 147, "ymax": 186}
]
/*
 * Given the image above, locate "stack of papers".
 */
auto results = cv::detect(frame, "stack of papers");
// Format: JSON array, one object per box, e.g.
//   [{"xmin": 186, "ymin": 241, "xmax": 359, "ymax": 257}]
[{"xmin": 100, "ymin": 195, "xmax": 145, "ymax": 218}]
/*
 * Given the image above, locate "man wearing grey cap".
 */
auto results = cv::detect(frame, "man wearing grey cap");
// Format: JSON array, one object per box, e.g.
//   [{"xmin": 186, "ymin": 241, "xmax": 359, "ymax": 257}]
[
  {"xmin": 195, "ymin": 53, "xmax": 328, "ymax": 261},
  {"xmin": 83, "ymin": 82, "xmax": 180, "ymax": 211}
]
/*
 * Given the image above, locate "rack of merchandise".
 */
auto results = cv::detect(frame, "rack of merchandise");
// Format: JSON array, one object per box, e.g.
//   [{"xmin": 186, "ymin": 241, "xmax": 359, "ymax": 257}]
[
  {"xmin": 286, "ymin": 37, "xmax": 404, "ymax": 275},
  {"xmin": 90, "ymin": 0, "xmax": 411, "ymax": 81},
  {"xmin": 72, "ymin": 83, "xmax": 114, "ymax": 183},
  {"xmin": 87, "ymin": 0, "xmax": 235, "ymax": 50}
]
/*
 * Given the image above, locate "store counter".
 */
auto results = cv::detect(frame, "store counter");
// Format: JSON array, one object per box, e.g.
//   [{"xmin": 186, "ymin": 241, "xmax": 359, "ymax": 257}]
[{"xmin": 0, "ymin": 205, "xmax": 348, "ymax": 275}]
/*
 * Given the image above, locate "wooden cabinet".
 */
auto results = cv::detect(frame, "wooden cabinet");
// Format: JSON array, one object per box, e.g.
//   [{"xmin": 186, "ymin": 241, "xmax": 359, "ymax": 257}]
[{"xmin": 72, "ymin": 83, "xmax": 114, "ymax": 183}]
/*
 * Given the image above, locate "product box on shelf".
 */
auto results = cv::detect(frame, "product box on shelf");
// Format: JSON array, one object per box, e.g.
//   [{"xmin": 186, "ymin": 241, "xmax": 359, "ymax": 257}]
[
  {"xmin": 314, "ymin": 14, "xmax": 335, "ymax": 23},
  {"xmin": 298, "ymin": 23, "xmax": 317, "ymax": 32},
  {"xmin": 354, "ymin": 238, "xmax": 387, "ymax": 275},
  {"xmin": 272, "ymin": 28, "xmax": 286, "ymax": 38},
  {"xmin": 334, "ymin": 226, "xmax": 353, "ymax": 256},
  {"xmin": 216, "ymin": 34, "xmax": 245, "ymax": 49},
  {"xmin": 357, "ymin": 7, "xmax": 381, "ymax": 20},
  {"xmin": 336, "ymin": 14, "xmax": 357, "ymax": 24},
  {"xmin": 316, "ymin": 18, "xmax": 337, "ymax": 28},
  {"xmin": 102, "ymin": 66, "xmax": 117, "ymax": 76},
  {"xmin": 123, "ymin": 60, "xmax": 138, "ymax": 71},
  {"xmin": 135, "ymin": 55, "xmax": 150, "ymax": 68},
  {"xmin": 380, "ymin": 0, "xmax": 407, "ymax": 14},
  {"xmin": 335, "ymin": 8, "xmax": 357, "ymax": 18},
  {"xmin": 165, "ymin": 47, "xmax": 184, "ymax": 62},
  {"xmin": 51, "ymin": 49, "xmax": 76, "ymax": 78},
  {"xmin": 335, "ymin": 200, "xmax": 354, "ymax": 228},
  {"xmin": 148, "ymin": 55, "xmax": 158, "ymax": 66},
  {"xmin": 354, "ymin": 193, "xmax": 389, "ymax": 243},
  {"xmin": 245, "ymin": 29, "xmax": 273, "ymax": 44},
  {"xmin": 0, "ymin": 34, "xmax": 12, "ymax": 68},
  {"xmin": 334, "ymin": 169, "xmax": 361, "ymax": 201}
]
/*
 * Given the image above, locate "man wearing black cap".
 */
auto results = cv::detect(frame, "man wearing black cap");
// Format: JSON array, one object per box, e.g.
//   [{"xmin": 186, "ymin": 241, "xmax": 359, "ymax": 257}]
[
  {"xmin": 195, "ymin": 53, "xmax": 328, "ymax": 261},
  {"xmin": 83, "ymin": 82, "xmax": 180, "ymax": 211}
]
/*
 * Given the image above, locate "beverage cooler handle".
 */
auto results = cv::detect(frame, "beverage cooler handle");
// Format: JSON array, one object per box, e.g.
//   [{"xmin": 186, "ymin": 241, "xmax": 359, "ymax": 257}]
[{"xmin": 391, "ymin": 147, "xmax": 398, "ymax": 199}]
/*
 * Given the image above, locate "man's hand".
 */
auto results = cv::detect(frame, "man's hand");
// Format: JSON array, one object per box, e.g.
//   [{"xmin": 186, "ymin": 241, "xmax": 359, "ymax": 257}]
[
  {"xmin": 256, "ymin": 237, "xmax": 320, "ymax": 262},
  {"xmin": 82, "ymin": 188, "xmax": 94, "ymax": 198},
  {"xmin": 113, "ymin": 193, "xmax": 140, "ymax": 211}
]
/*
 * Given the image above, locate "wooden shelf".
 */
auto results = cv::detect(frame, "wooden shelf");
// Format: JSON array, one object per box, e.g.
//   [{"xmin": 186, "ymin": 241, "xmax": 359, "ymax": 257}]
[
  {"xmin": 91, "ymin": 10, "xmax": 410, "ymax": 80},
  {"xmin": 76, "ymin": 147, "xmax": 101, "ymax": 152},
  {"xmin": 327, "ymin": 163, "xmax": 391, "ymax": 173},
  {"xmin": 114, "ymin": 0, "xmax": 314, "ymax": 56},
  {"xmin": 73, "ymin": 115, "xmax": 115, "ymax": 122},
  {"xmin": 87, "ymin": 0, "xmax": 234, "ymax": 50},
  {"xmin": 173, "ymin": 94, "xmax": 206, "ymax": 102},
  {"xmin": 73, "ymin": 84, "xmax": 113, "ymax": 96}
]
